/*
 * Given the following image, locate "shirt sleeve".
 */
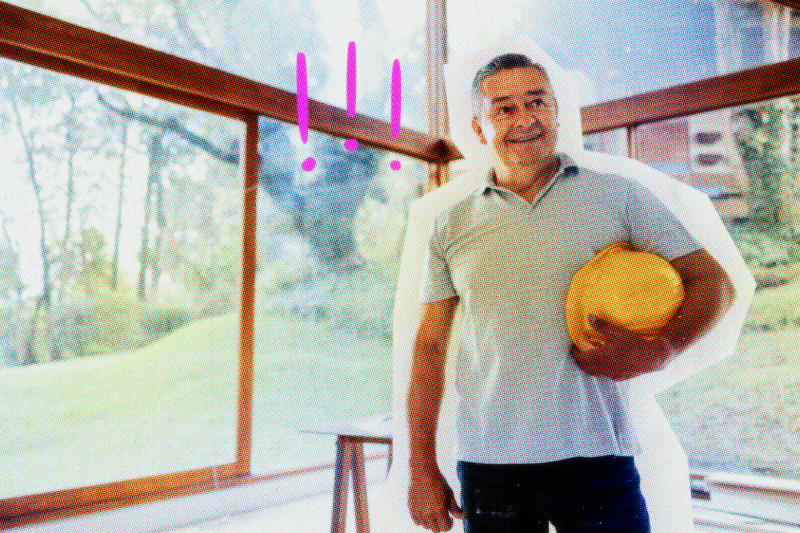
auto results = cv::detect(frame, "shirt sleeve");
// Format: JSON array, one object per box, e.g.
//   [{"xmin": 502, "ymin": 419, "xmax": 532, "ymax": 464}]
[
  {"xmin": 625, "ymin": 179, "xmax": 701, "ymax": 261},
  {"xmin": 418, "ymin": 221, "xmax": 457, "ymax": 304}
]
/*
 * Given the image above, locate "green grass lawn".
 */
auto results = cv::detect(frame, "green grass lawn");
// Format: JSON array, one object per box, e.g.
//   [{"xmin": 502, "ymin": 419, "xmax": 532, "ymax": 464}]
[
  {"xmin": 249, "ymin": 310, "xmax": 392, "ymax": 474},
  {"xmin": 657, "ymin": 325, "xmax": 800, "ymax": 479},
  {"xmin": 0, "ymin": 311, "xmax": 391, "ymax": 498}
]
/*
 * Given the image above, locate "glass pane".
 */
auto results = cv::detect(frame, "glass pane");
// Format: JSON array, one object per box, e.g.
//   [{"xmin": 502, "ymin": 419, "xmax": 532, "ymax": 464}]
[
  {"xmin": 448, "ymin": 0, "xmax": 800, "ymax": 105},
  {"xmin": 633, "ymin": 98, "xmax": 800, "ymax": 480},
  {"xmin": 0, "ymin": 59, "xmax": 242, "ymax": 497},
  {"xmin": 6, "ymin": 0, "xmax": 428, "ymax": 131},
  {"xmin": 583, "ymin": 129, "xmax": 627, "ymax": 157},
  {"xmin": 251, "ymin": 118, "xmax": 425, "ymax": 473}
]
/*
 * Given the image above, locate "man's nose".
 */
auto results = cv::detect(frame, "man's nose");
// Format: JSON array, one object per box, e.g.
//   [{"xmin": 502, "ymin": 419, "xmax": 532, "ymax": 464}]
[{"xmin": 513, "ymin": 105, "xmax": 537, "ymax": 129}]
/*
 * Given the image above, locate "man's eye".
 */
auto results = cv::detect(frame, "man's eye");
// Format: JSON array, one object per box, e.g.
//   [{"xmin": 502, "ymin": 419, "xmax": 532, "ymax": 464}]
[
  {"xmin": 527, "ymin": 98, "xmax": 545, "ymax": 107},
  {"xmin": 496, "ymin": 106, "xmax": 512, "ymax": 116}
]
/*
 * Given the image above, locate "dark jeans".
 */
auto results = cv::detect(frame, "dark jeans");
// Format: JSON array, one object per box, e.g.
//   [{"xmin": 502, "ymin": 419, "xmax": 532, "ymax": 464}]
[{"xmin": 457, "ymin": 456, "xmax": 650, "ymax": 533}]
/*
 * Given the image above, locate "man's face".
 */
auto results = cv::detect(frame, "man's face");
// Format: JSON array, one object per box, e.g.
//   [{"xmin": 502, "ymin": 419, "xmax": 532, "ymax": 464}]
[{"xmin": 472, "ymin": 66, "xmax": 559, "ymax": 172}]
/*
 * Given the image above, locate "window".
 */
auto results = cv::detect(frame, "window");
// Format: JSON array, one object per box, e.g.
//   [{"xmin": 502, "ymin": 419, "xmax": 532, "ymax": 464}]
[
  {"xmin": 250, "ymin": 120, "xmax": 424, "ymax": 473},
  {"xmin": 585, "ymin": 97, "xmax": 800, "ymax": 481},
  {"xmin": 0, "ymin": 59, "xmax": 243, "ymax": 497},
  {"xmin": 7, "ymin": 0, "xmax": 429, "ymax": 131},
  {"xmin": 1, "ymin": 0, "xmax": 797, "ymax": 527},
  {"xmin": 0, "ymin": 0, "xmax": 430, "ymax": 515},
  {"xmin": 633, "ymin": 101, "xmax": 800, "ymax": 481}
]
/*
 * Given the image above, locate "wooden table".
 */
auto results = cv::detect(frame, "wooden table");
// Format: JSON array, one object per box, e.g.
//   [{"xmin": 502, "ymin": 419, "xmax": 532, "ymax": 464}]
[{"xmin": 301, "ymin": 412, "xmax": 393, "ymax": 533}]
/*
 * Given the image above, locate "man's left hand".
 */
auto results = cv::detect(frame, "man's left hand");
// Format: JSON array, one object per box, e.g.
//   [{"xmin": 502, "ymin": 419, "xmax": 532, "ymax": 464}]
[{"xmin": 571, "ymin": 315, "xmax": 677, "ymax": 381}]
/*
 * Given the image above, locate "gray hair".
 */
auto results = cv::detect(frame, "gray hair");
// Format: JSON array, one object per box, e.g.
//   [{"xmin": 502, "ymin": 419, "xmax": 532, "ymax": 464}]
[{"xmin": 471, "ymin": 53, "xmax": 552, "ymax": 119}]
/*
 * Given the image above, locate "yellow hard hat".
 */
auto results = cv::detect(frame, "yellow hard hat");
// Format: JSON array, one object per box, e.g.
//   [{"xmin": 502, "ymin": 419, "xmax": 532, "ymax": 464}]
[{"xmin": 566, "ymin": 242, "xmax": 685, "ymax": 352}]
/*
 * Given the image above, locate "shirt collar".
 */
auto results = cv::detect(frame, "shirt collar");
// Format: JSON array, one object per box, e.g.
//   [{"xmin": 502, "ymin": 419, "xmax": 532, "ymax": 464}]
[{"xmin": 480, "ymin": 153, "xmax": 579, "ymax": 195}]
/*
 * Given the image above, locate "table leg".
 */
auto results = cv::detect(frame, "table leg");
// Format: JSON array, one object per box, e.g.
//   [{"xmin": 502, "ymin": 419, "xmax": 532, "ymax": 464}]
[
  {"xmin": 351, "ymin": 441, "xmax": 369, "ymax": 533},
  {"xmin": 331, "ymin": 436, "xmax": 354, "ymax": 533}
]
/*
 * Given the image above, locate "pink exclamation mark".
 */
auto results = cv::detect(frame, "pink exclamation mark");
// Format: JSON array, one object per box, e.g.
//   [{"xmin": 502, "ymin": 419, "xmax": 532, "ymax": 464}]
[
  {"xmin": 389, "ymin": 59, "xmax": 402, "ymax": 171},
  {"xmin": 297, "ymin": 52, "xmax": 316, "ymax": 172},
  {"xmin": 344, "ymin": 41, "xmax": 358, "ymax": 151}
]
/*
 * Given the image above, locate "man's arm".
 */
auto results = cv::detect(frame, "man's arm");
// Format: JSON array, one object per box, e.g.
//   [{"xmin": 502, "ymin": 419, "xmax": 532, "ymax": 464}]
[
  {"xmin": 407, "ymin": 296, "xmax": 463, "ymax": 532},
  {"xmin": 572, "ymin": 248, "xmax": 736, "ymax": 381}
]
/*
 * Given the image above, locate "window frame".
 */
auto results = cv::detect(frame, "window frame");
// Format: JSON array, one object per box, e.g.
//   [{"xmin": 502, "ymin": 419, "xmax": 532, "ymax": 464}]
[
  {"xmin": 0, "ymin": 2, "xmax": 453, "ymax": 526},
  {"xmin": 1, "ymin": 0, "xmax": 799, "ymax": 527}
]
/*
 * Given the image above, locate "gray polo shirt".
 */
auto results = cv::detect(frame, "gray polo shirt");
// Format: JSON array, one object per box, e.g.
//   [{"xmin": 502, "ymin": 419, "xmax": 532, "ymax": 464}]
[{"xmin": 420, "ymin": 153, "xmax": 700, "ymax": 464}]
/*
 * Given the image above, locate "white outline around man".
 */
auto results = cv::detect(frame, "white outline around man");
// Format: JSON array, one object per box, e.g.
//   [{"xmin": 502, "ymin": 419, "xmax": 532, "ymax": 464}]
[{"xmin": 375, "ymin": 37, "xmax": 755, "ymax": 533}]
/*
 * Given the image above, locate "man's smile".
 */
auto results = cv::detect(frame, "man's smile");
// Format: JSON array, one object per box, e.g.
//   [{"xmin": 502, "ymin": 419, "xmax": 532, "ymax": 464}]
[{"xmin": 506, "ymin": 131, "xmax": 544, "ymax": 143}]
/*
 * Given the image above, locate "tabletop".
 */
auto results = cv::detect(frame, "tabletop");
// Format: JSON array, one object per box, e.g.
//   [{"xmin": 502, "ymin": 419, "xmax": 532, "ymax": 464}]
[{"xmin": 300, "ymin": 412, "xmax": 393, "ymax": 442}]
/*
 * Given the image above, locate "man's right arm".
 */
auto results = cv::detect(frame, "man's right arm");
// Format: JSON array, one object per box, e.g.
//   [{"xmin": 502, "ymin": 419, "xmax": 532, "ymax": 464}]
[{"xmin": 407, "ymin": 295, "xmax": 463, "ymax": 532}]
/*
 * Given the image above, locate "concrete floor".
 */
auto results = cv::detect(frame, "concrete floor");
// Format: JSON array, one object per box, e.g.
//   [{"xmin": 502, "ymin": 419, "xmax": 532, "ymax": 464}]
[{"xmin": 157, "ymin": 483, "xmax": 384, "ymax": 533}]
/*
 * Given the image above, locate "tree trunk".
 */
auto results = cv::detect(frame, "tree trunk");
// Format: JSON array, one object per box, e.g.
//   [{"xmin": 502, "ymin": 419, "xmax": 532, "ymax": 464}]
[
  {"xmin": 151, "ymin": 158, "xmax": 165, "ymax": 297},
  {"xmin": 58, "ymin": 94, "xmax": 79, "ymax": 307},
  {"xmin": 110, "ymin": 121, "xmax": 128, "ymax": 291},
  {"xmin": 2, "ymin": 218, "xmax": 26, "ymax": 366},
  {"xmin": 138, "ymin": 131, "xmax": 165, "ymax": 301},
  {"xmin": 11, "ymin": 95, "xmax": 54, "ymax": 364},
  {"xmin": 20, "ymin": 297, "xmax": 44, "ymax": 365}
]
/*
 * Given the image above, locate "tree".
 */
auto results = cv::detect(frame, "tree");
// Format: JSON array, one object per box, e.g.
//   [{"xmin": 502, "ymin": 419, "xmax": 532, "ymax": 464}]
[
  {"xmin": 1, "ymin": 60, "xmax": 128, "ymax": 361},
  {"xmin": 0, "ymin": 216, "xmax": 24, "ymax": 365},
  {"xmin": 8, "ymin": 80, "xmax": 55, "ymax": 364},
  {"xmin": 713, "ymin": 0, "xmax": 799, "ymax": 238},
  {"xmin": 137, "ymin": 130, "xmax": 166, "ymax": 301},
  {"xmin": 98, "ymin": 91, "xmax": 383, "ymax": 271},
  {"xmin": 109, "ymin": 118, "xmax": 130, "ymax": 291},
  {"xmin": 1, "ymin": 0, "xmax": 427, "ymax": 366},
  {"xmin": 77, "ymin": 0, "xmax": 415, "ymax": 271},
  {"xmin": 734, "ymin": 103, "xmax": 797, "ymax": 237}
]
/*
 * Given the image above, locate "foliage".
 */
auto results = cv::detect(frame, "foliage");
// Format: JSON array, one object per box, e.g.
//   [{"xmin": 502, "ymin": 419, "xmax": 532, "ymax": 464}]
[
  {"xmin": 0, "ymin": 299, "xmax": 203, "ymax": 363},
  {"xmin": 49, "ymin": 298, "xmax": 141, "ymax": 358},
  {"xmin": 728, "ymin": 223, "xmax": 800, "ymax": 268},
  {"xmin": 139, "ymin": 305, "xmax": 196, "ymax": 343},
  {"xmin": 734, "ymin": 100, "xmax": 800, "ymax": 238},
  {"xmin": 300, "ymin": 136, "xmax": 382, "ymax": 268},
  {"xmin": 0, "ymin": 0, "xmax": 423, "ymax": 368},
  {"xmin": 257, "ymin": 257, "xmax": 400, "ymax": 341},
  {"xmin": 257, "ymin": 121, "xmax": 387, "ymax": 269}
]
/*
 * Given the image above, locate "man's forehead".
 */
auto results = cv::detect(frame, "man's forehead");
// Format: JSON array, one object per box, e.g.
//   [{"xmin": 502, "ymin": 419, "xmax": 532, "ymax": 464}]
[
  {"xmin": 481, "ymin": 66, "xmax": 554, "ymax": 102},
  {"xmin": 490, "ymin": 89, "xmax": 548, "ymax": 105}
]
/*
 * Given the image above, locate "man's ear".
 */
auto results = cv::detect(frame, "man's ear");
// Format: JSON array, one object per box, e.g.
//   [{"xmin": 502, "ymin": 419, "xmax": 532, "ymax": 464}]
[{"xmin": 471, "ymin": 117, "xmax": 487, "ymax": 145}]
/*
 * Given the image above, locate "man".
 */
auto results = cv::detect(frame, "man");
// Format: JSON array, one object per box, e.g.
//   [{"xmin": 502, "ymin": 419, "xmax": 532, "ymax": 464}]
[{"xmin": 407, "ymin": 53, "xmax": 736, "ymax": 533}]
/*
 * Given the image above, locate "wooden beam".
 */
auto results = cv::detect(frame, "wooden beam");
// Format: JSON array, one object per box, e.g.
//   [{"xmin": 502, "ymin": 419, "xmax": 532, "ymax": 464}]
[
  {"xmin": 0, "ymin": 1, "xmax": 461, "ymax": 163},
  {"xmin": 0, "ymin": 463, "xmax": 239, "ymax": 522},
  {"xmin": 3, "ymin": 2, "xmax": 799, "ymax": 160},
  {"xmin": 770, "ymin": 0, "xmax": 800, "ymax": 11},
  {"xmin": 234, "ymin": 113, "xmax": 259, "ymax": 476},
  {"xmin": 627, "ymin": 126, "xmax": 638, "ymax": 160},
  {"xmin": 425, "ymin": 0, "xmax": 450, "ymax": 190},
  {"xmin": 0, "ymin": 41, "xmax": 247, "ymax": 121},
  {"xmin": 581, "ymin": 57, "xmax": 800, "ymax": 134},
  {"xmin": 1, "ymin": 454, "xmax": 388, "ymax": 529},
  {"xmin": 426, "ymin": 0, "xmax": 449, "ymax": 140}
]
